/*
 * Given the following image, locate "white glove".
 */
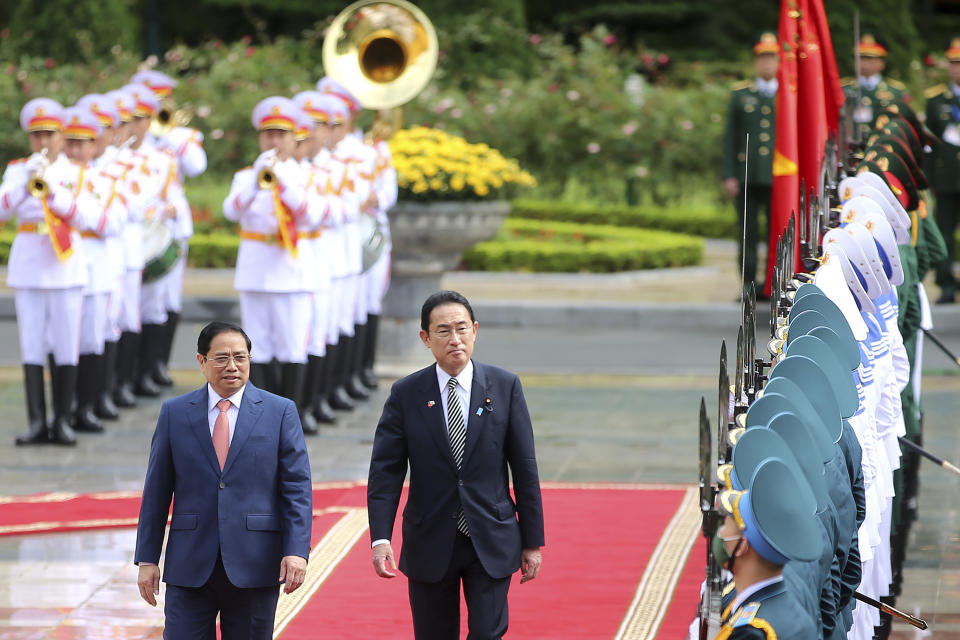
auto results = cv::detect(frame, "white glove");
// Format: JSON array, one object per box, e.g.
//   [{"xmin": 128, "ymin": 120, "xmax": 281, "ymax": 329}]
[
  {"xmin": 254, "ymin": 149, "xmax": 278, "ymax": 171},
  {"xmin": 24, "ymin": 152, "xmax": 49, "ymax": 175}
]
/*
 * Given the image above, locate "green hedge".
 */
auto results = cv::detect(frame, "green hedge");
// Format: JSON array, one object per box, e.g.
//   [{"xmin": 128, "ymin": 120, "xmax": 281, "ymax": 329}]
[
  {"xmin": 461, "ymin": 218, "xmax": 703, "ymax": 272},
  {"xmin": 511, "ymin": 199, "xmax": 737, "ymax": 239}
]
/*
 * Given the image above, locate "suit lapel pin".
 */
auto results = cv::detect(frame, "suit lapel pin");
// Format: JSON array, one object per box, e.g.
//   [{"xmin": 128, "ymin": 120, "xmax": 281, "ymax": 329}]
[
  {"xmin": 484, "ymin": 397, "xmax": 493, "ymax": 412},
  {"xmin": 427, "ymin": 400, "xmax": 435, "ymax": 408}
]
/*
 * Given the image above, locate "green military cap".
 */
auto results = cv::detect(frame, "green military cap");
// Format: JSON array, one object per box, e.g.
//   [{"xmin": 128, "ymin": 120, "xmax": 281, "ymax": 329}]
[
  {"xmin": 784, "ymin": 335, "xmax": 859, "ymax": 418},
  {"xmin": 768, "ymin": 355, "xmax": 845, "ymax": 442},
  {"xmin": 762, "ymin": 378, "xmax": 838, "ymax": 453},
  {"xmin": 730, "ymin": 427, "xmax": 817, "ymax": 512},
  {"xmin": 792, "ymin": 282, "xmax": 822, "ymax": 302},
  {"xmin": 866, "ymin": 135, "xmax": 927, "ymax": 190},
  {"xmin": 718, "ymin": 458, "xmax": 823, "ymax": 564},
  {"xmin": 788, "ymin": 293, "xmax": 860, "ymax": 367},
  {"xmin": 785, "ymin": 310, "xmax": 861, "ymax": 371},
  {"xmin": 883, "ymin": 100, "xmax": 937, "ymax": 147},
  {"xmin": 754, "ymin": 31, "xmax": 779, "ymax": 56},
  {"xmin": 947, "ymin": 35, "xmax": 960, "ymax": 62},
  {"xmin": 765, "ymin": 412, "xmax": 831, "ymax": 511},
  {"xmin": 857, "ymin": 32, "xmax": 888, "ymax": 58}
]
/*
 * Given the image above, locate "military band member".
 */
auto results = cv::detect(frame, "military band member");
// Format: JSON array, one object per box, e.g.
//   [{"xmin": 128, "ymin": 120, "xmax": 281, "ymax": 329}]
[
  {"xmin": 722, "ymin": 32, "xmax": 778, "ymax": 295},
  {"xmin": 318, "ymin": 78, "xmax": 368, "ymax": 410},
  {"xmin": 104, "ymin": 88, "xmax": 149, "ymax": 411},
  {"xmin": 60, "ymin": 105, "xmax": 126, "ymax": 434},
  {"xmin": 78, "ymin": 93, "xmax": 131, "ymax": 422},
  {"xmin": 132, "ymin": 70, "xmax": 207, "ymax": 381},
  {"xmin": 319, "ymin": 77, "xmax": 381, "ymax": 402},
  {"xmin": 925, "ymin": 37, "xmax": 960, "ymax": 304},
  {"xmin": 293, "ymin": 91, "xmax": 343, "ymax": 428},
  {"xmin": 222, "ymin": 96, "xmax": 327, "ymax": 420},
  {"xmin": 1, "ymin": 99, "xmax": 103, "ymax": 445}
]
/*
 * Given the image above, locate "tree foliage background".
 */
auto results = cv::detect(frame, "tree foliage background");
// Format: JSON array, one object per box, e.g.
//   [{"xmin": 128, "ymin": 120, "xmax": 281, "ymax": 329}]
[{"xmin": 0, "ymin": 0, "xmax": 953, "ymax": 205}]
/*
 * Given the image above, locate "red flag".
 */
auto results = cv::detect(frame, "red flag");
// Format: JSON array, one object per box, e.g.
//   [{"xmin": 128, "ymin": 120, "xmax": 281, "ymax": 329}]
[
  {"xmin": 807, "ymin": 0, "xmax": 844, "ymax": 135},
  {"xmin": 766, "ymin": 0, "xmax": 800, "ymax": 296},
  {"xmin": 797, "ymin": 0, "xmax": 827, "ymax": 201}
]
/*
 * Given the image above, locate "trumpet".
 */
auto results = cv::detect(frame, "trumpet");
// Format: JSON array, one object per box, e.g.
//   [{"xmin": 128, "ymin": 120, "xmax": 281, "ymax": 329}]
[
  {"xmin": 27, "ymin": 148, "xmax": 50, "ymax": 199},
  {"xmin": 257, "ymin": 156, "xmax": 279, "ymax": 190},
  {"xmin": 150, "ymin": 102, "xmax": 193, "ymax": 137}
]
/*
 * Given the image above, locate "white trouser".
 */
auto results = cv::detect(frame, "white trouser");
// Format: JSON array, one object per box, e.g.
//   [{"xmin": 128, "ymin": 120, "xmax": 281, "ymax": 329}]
[
  {"xmin": 308, "ymin": 288, "xmax": 331, "ymax": 357},
  {"xmin": 363, "ymin": 249, "xmax": 391, "ymax": 315},
  {"xmin": 79, "ymin": 292, "xmax": 110, "ymax": 355},
  {"xmin": 339, "ymin": 274, "xmax": 358, "ymax": 336},
  {"xmin": 141, "ymin": 277, "xmax": 168, "ymax": 325},
  {"xmin": 15, "ymin": 288, "xmax": 83, "ymax": 366},
  {"xmin": 106, "ymin": 273, "xmax": 124, "ymax": 343},
  {"xmin": 326, "ymin": 277, "xmax": 350, "ymax": 344},
  {"xmin": 239, "ymin": 291, "xmax": 311, "ymax": 364},
  {"xmin": 120, "ymin": 269, "xmax": 142, "ymax": 333}
]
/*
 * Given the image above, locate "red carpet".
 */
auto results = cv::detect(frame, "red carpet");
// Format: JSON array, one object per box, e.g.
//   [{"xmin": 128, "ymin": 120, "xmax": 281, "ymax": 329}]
[{"xmin": 0, "ymin": 483, "xmax": 704, "ymax": 639}]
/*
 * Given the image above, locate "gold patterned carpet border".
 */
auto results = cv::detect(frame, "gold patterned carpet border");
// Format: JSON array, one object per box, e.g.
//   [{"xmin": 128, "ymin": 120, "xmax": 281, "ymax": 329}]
[
  {"xmin": 272, "ymin": 507, "xmax": 369, "ymax": 638},
  {"xmin": 613, "ymin": 486, "xmax": 701, "ymax": 640}
]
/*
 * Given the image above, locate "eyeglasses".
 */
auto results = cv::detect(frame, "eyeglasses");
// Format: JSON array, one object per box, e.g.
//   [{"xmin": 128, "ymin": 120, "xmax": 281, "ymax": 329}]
[
  {"xmin": 204, "ymin": 353, "xmax": 250, "ymax": 368},
  {"xmin": 432, "ymin": 326, "xmax": 472, "ymax": 340}
]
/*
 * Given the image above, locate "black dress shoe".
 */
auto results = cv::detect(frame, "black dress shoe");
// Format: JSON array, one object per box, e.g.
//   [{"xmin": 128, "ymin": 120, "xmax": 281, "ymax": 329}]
[
  {"xmin": 114, "ymin": 382, "xmax": 138, "ymax": 408},
  {"xmin": 300, "ymin": 409, "xmax": 319, "ymax": 435},
  {"xmin": 345, "ymin": 375, "xmax": 370, "ymax": 400},
  {"xmin": 96, "ymin": 392, "xmax": 119, "ymax": 419},
  {"xmin": 312, "ymin": 397, "xmax": 337, "ymax": 424},
  {"xmin": 152, "ymin": 360, "xmax": 174, "ymax": 387},
  {"xmin": 135, "ymin": 374, "xmax": 161, "ymax": 397},
  {"xmin": 74, "ymin": 407, "xmax": 105, "ymax": 433},
  {"xmin": 329, "ymin": 386, "xmax": 355, "ymax": 411}
]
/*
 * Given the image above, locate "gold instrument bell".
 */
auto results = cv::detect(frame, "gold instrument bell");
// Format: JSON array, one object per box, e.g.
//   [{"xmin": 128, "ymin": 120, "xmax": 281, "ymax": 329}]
[
  {"xmin": 257, "ymin": 157, "xmax": 278, "ymax": 190},
  {"xmin": 322, "ymin": 0, "xmax": 438, "ymax": 110},
  {"xmin": 27, "ymin": 148, "xmax": 50, "ymax": 198},
  {"xmin": 150, "ymin": 100, "xmax": 193, "ymax": 137}
]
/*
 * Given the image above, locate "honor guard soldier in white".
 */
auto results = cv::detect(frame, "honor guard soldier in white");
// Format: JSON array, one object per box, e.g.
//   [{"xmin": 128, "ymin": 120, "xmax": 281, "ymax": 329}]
[
  {"xmin": 223, "ymin": 96, "xmax": 327, "ymax": 421},
  {"xmin": 0, "ymin": 98, "xmax": 104, "ymax": 446}
]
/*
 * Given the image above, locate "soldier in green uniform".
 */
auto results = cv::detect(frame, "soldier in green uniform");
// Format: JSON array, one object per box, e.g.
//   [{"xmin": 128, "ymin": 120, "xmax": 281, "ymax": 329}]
[
  {"xmin": 722, "ymin": 32, "xmax": 778, "ymax": 296},
  {"xmin": 924, "ymin": 37, "xmax": 960, "ymax": 303},
  {"xmin": 844, "ymin": 33, "xmax": 910, "ymax": 137},
  {"xmin": 712, "ymin": 457, "xmax": 821, "ymax": 639}
]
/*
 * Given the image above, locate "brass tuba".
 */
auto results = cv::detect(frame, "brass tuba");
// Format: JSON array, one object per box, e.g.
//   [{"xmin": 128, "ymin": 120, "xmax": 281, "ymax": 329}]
[{"xmin": 322, "ymin": 0, "xmax": 438, "ymax": 110}]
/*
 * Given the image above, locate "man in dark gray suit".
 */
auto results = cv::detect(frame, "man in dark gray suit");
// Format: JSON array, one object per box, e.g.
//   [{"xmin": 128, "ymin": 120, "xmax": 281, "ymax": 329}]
[{"xmin": 367, "ymin": 290, "xmax": 544, "ymax": 639}]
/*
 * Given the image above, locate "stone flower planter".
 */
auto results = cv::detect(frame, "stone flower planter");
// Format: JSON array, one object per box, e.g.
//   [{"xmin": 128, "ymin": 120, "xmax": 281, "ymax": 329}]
[{"xmin": 379, "ymin": 200, "xmax": 511, "ymax": 363}]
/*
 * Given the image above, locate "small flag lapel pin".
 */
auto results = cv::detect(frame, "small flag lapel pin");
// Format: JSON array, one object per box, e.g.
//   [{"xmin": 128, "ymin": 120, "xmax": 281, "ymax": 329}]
[{"xmin": 427, "ymin": 400, "xmax": 435, "ymax": 408}]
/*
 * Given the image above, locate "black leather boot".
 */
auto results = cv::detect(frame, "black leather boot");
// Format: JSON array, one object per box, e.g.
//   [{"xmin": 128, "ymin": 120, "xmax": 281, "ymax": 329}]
[
  {"xmin": 345, "ymin": 325, "xmax": 370, "ymax": 400},
  {"xmin": 114, "ymin": 331, "xmax": 139, "ymax": 408},
  {"xmin": 312, "ymin": 354, "xmax": 337, "ymax": 424},
  {"xmin": 50, "ymin": 364, "xmax": 78, "ymax": 446},
  {"xmin": 152, "ymin": 311, "xmax": 178, "ymax": 386},
  {"xmin": 96, "ymin": 340, "xmax": 120, "ymax": 419},
  {"xmin": 74, "ymin": 354, "xmax": 104, "ymax": 433},
  {"xmin": 300, "ymin": 355, "xmax": 325, "ymax": 434},
  {"xmin": 360, "ymin": 314, "xmax": 379, "ymax": 389},
  {"xmin": 135, "ymin": 324, "xmax": 163, "ymax": 397},
  {"xmin": 280, "ymin": 362, "xmax": 315, "ymax": 435},
  {"xmin": 15, "ymin": 364, "xmax": 49, "ymax": 445},
  {"xmin": 327, "ymin": 341, "xmax": 355, "ymax": 411},
  {"xmin": 249, "ymin": 362, "xmax": 271, "ymax": 390}
]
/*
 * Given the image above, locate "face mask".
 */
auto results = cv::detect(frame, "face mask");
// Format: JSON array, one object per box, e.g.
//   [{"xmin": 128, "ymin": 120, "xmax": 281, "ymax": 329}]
[{"xmin": 712, "ymin": 532, "xmax": 742, "ymax": 570}]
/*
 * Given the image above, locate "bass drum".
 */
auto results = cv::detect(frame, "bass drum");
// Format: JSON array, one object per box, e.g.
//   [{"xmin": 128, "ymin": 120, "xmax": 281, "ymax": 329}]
[
  {"xmin": 142, "ymin": 218, "xmax": 183, "ymax": 284},
  {"xmin": 359, "ymin": 213, "xmax": 386, "ymax": 273}
]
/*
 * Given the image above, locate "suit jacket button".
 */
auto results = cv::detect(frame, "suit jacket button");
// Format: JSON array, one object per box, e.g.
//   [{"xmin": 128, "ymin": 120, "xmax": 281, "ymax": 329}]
[
  {"xmin": 451, "ymin": 512, "xmax": 458, "ymax": 519},
  {"xmin": 219, "ymin": 481, "xmax": 226, "ymax": 489},
  {"xmin": 457, "ymin": 480, "xmax": 464, "ymax": 487}
]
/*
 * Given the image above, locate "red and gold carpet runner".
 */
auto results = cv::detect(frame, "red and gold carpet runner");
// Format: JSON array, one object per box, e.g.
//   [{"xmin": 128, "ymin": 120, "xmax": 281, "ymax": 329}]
[{"xmin": 0, "ymin": 482, "xmax": 705, "ymax": 638}]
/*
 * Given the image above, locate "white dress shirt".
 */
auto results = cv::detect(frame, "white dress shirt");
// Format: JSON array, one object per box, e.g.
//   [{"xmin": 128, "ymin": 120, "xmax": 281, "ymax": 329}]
[
  {"xmin": 207, "ymin": 383, "xmax": 245, "ymax": 444},
  {"xmin": 436, "ymin": 360, "xmax": 473, "ymax": 432},
  {"xmin": 755, "ymin": 77, "xmax": 778, "ymax": 98}
]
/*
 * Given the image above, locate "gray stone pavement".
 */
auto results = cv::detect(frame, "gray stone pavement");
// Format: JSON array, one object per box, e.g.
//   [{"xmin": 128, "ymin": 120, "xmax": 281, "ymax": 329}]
[{"xmin": 0, "ymin": 243, "xmax": 959, "ymax": 637}]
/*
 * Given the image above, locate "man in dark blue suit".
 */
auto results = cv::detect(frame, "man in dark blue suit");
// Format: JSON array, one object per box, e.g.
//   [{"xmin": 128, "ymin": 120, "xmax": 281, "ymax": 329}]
[
  {"xmin": 368, "ymin": 290, "xmax": 545, "ymax": 640},
  {"xmin": 135, "ymin": 321, "xmax": 313, "ymax": 639}
]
